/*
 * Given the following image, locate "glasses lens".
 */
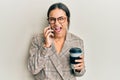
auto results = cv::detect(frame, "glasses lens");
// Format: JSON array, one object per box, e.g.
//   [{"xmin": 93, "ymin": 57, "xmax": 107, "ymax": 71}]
[
  {"xmin": 58, "ymin": 17, "xmax": 65, "ymax": 23},
  {"xmin": 48, "ymin": 18, "xmax": 55, "ymax": 24},
  {"xmin": 48, "ymin": 17, "xmax": 66, "ymax": 24}
]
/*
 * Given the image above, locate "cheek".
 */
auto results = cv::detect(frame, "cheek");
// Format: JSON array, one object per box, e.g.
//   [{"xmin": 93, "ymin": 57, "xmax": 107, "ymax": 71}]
[
  {"xmin": 50, "ymin": 24, "xmax": 54, "ymax": 28},
  {"xmin": 62, "ymin": 25, "xmax": 68, "ymax": 31},
  {"xmin": 63, "ymin": 22, "xmax": 68, "ymax": 29}
]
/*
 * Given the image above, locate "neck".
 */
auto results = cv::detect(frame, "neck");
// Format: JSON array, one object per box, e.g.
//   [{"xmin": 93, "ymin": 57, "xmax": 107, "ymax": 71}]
[
  {"xmin": 54, "ymin": 36, "xmax": 65, "ymax": 42},
  {"xmin": 54, "ymin": 31, "xmax": 67, "ymax": 41}
]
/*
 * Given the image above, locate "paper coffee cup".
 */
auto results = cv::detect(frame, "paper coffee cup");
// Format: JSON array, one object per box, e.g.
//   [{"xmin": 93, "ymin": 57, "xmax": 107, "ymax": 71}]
[{"xmin": 69, "ymin": 47, "xmax": 82, "ymax": 69}]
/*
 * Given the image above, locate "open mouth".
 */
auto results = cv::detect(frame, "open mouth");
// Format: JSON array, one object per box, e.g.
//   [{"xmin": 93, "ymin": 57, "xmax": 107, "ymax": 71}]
[{"xmin": 53, "ymin": 27, "xmax": 62, "ymax": 33}]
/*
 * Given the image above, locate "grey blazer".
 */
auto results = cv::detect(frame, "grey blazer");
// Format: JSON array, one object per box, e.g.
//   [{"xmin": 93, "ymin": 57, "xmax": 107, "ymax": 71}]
[{"xmin": 28, "ymin": 32, "xmax": 85, "ymax": 80}]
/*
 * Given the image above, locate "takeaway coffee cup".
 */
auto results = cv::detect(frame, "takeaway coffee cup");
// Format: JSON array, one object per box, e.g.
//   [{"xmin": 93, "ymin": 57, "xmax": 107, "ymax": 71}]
[{"xmin": 69, "ymin": 47, "xmax": 82, "ymax": 69}]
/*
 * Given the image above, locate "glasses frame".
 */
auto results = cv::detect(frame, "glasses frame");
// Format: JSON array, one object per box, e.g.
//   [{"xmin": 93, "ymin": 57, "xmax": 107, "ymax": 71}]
[{"xmin": 47, "ymin": 16, "xmax": 67, "ymax": 24}]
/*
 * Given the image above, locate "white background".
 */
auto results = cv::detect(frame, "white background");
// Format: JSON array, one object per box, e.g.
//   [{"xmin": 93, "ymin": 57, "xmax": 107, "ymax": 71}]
[{"xmin": 0, "ymin": 0, "xmax": 120, "ymax": 80}]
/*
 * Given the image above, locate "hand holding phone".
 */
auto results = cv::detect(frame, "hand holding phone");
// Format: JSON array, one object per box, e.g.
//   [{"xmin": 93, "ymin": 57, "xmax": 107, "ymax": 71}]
[
  {"xmin": 50, "ymin": 28, "xmax": 54, "ymax": 38},
  {"xmin": 43, "ymin": 25, "xmax": 54, "ymax": 47}
]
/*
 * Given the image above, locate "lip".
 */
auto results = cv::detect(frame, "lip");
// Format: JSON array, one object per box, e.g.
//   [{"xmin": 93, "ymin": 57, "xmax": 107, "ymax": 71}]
[{"xmin": 53, "ymin": 27, "xmax": 62, "ymax": 33}]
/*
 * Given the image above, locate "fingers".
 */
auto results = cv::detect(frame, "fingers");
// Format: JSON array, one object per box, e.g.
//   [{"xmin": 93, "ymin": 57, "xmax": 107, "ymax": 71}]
[
  {"xmin": 74, "ymin": 62, "xmax": 85, "ymax": 70},
  {"xmin": 75, "ymin": 54, "xmax": 84, "ymax": 63},
  {"xmin": 75, "ymin": 59, "xmax": 83, "ymax": 63},
  {"xmin": 44, "ymin": 26, "xmax": 54, "ymax": 38},
  {"xmin": 43, "ymin": 26, "xmax": 50, "ymax": 35},
  {"xmin": 47, "ymin": 31, "xmax": 54, "ymax": 38},
  {"xmin": 80, "ymin": 54, "xmax": 84, "ymax": 59},
  {"xmin": 74, "ymin": 63, "xmax": 84, "ymax": 70},
  {"xmin": 45, "ymin": 29, "xmax": 53, "ymax": 38},
  {"xmin": 74, "ymin": 54, "xmax": 85, "ymax": 70}
]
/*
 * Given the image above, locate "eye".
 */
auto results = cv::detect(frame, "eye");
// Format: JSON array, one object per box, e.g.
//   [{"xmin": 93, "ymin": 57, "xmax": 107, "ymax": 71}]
[
  {"xmin": 58, "ymin": 17, "xmax": 64, "ymax": 21},
  {"xmin": 49, "ymin": 18, "xmax": 55, "ymax": 21}
]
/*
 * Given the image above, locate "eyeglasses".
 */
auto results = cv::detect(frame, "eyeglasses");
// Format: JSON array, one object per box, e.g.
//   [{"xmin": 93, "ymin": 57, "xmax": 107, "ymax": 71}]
[{"xmin": 48, "ymin": 16, "xmax": 66, "ymax": 24}]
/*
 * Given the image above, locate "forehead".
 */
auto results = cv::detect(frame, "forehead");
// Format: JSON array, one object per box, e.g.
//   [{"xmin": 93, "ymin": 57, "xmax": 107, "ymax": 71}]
[{"xmin": 49, "ymin": 8, "xmax": 66, "ymax": 17}]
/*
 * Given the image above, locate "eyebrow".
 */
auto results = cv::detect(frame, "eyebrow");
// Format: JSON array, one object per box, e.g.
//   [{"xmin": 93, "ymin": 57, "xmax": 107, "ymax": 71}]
[{"xmin": 49, "ymin": 16, "xmax": 66, "ymax": 18}]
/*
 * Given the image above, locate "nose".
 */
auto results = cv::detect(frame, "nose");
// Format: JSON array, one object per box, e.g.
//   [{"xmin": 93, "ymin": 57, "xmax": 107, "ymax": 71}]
[{"xmin": 54, "ymin": 19, "xmax": 60, "ymax": 25}]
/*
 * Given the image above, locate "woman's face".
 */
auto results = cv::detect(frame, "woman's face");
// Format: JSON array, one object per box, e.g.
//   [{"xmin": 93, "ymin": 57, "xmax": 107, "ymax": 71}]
[{"xmin": 48, "ymin": 8, "xmax": 68, "ymax": 38}]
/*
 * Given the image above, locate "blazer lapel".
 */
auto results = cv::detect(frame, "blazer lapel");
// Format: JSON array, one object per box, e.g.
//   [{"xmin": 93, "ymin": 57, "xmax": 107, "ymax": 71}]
[
  {"xmin": 61, "ymin": 32, "xmax": 71, "ymax": 55},
  {"xmin": 49, "ymin": 32, "xmax": 71, "ymax": 80},
  {"xmin": 48, "ymin": 43, "xmax": 65, "ymax": 80},
  {"xmin": 49, "ymin": 54, "xmax": 66, "ymax": 80}
]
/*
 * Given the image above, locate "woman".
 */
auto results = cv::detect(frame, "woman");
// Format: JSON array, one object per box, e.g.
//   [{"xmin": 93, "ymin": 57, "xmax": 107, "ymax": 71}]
[{"xmin": 28, "ymin": 2, "xmax": 85, "ymax": 80}]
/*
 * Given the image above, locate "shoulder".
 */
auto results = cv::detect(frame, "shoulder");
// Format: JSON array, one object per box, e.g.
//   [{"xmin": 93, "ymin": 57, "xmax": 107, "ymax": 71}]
[
  {"xmin": 67, "ymin": 32, "xmax": 84, "ymax": 49},
  {"xmin": 68, "ymin": 32, "xmax": 83, "ymax": 41},
  {"xmin": 31, "ymin": 33, "xmax": 44, "ymax": 43},
  {"xmin": 32, "ymin": 33, "xmax": 43, "ymax": 39}
]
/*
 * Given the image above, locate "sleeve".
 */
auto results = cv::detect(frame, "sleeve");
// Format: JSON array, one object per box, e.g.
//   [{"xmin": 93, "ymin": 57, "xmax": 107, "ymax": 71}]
[
  {"xmin": 27, "ymin": 35, "xmax": 51, "ymax": 75},
  {"xmin": 73, "ymin": 39, "xmax": 86, "ymax": 76},
  {"xmin": 73, "ymin": 68, "xmax": 86, "ymax": 76}
]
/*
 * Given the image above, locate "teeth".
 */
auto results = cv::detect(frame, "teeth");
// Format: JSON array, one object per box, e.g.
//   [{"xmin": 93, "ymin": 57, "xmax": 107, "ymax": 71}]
[
  {"xmin": 54, "ymin": 27, "xmax": 61, "ymax": 32},
  {"xmin": 55, "ymin": 27, "xmax": 60, "ymax": 30}
]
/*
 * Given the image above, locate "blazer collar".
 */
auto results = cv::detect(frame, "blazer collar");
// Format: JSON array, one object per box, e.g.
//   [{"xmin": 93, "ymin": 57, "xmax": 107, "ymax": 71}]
[{"xmin": 49, "ymin": 32, "xmax": 72, "ymax": 79}]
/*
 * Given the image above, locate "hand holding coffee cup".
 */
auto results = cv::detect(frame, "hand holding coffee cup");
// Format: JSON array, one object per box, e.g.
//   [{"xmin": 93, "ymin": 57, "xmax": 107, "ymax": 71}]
[{"xmin": 69, "ymin": 47, "xmax": 83, "ymax": 70}]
